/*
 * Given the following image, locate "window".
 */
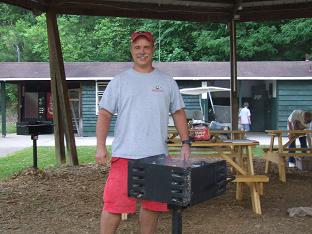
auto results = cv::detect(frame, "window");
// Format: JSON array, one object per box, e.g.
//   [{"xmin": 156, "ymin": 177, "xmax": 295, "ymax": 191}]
[{"xmin": 96, "ymin": 81, "xmax": 109, "ymax": 114}]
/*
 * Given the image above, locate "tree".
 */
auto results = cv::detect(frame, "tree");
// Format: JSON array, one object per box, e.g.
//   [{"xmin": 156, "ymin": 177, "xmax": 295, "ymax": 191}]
[{"xmin": 0, "ymin": 3, "xmax": 311, "ymax": 62}]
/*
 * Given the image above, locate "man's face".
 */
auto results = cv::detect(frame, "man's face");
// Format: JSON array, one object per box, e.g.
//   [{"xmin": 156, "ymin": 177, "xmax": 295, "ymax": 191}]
[{"xmin": 130, "ymin": 37, "xmax": 154, "ymax": 68}]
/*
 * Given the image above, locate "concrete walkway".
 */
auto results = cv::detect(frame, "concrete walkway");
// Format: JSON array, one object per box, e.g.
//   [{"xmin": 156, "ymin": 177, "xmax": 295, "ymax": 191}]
[
  {"xmin": 0, "ymin": 134, "xmax": 113, "ymax": 158},
  {"xmin": 0, "ymin": 132, "xmax": 287, "ymax": 158}
]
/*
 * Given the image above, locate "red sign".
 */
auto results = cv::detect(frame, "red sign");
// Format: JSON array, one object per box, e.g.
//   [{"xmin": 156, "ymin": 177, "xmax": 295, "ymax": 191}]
[
  {"xmin": 193, "ymin": 124, "xmax": 210, "ymax": 141},
  {"xmin": 47, "ymin": 92, "xmax": 53, "ymax": 120}
]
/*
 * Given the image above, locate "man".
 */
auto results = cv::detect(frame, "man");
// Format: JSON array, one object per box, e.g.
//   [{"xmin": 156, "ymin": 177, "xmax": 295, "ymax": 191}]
[
  {"xmin": 287, "ymin": 110, "xmax": 312, "ymax": 167},
  {"xmin": 239, "ymin": 102, "xmax": 251, "ymax": 131},
  {"xmin": 95, "ymin": 31, "xmax": 191, "ymax": 234}
]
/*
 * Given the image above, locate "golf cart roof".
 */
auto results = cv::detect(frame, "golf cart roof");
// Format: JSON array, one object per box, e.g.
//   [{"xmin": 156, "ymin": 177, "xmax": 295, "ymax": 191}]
[{"xmin": 180, "ymin": 86, "xmax": 230, "ymax": 95}]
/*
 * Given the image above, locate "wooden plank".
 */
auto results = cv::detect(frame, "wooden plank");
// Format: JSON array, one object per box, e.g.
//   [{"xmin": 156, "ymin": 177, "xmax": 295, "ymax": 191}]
[
  {"xmin": 221, "ymin": 154, "xmax": 247, "ymax": 175},
  {"xmin": 236, "ymin": 182, "xmax": 243, "ymax": 200},
  {"xmin": 229, "ymin": 19, "xmax": 238, "ymax": 131},
  {"xmin": 246, "ymin": 146, "xmax": 255, "ymax": 175},
  {"xmin": 280, "ymin": 153, "xmax": 312, "ymax": 157},
  {"xmin": 51, "ymin": 76, "xmax": 66, "ymax": 164},
  {"xmin": 46, "ymin": 10, "xmax": 78, "ymax": 166},
  {"xmin": 279, "ymin": 95, "xmax": 312, "ymax": 101},
  {"xmin": 46, "ymin": 16, "xmax": 65, "ymax": 164},
  {"xmin": 264, "ymin": 152, "xmax": 281, "ymax": 164},
  {"xmin": 279, "ymin": 90, "xmax": 312, "ymax": 95},
  {"xmin": 265, "ymin": 130, "xmax": 312, "ymax": 134},
  {"xmin": 233, "ymin": 175, "xmax": 269, "ymax": 183},
  {"xmin": 249, "ymin": 184, "xmax": 262, "ymax": 215},
  {"xmin": 262, "ymin": 147, "xmax": 279, "ymax": 153},
  {"xmin": 285, "ymin": 148, "xmax": 312, "ymax": 152}
]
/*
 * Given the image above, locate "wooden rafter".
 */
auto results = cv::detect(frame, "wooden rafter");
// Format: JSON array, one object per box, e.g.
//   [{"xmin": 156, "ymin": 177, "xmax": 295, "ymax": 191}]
[{"xmin": 1, "ymin": 0, "xmax": 312, "ymax": 22}]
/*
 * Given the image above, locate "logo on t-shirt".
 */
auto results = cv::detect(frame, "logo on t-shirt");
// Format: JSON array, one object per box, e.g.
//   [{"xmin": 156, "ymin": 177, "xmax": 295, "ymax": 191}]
[{"xmin": 152, "ymin": 85, "xmax": 163, "ymax": 92}]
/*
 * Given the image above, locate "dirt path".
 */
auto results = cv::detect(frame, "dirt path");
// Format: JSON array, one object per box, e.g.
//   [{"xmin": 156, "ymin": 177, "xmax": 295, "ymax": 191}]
[{"xmin": 1, "ymin": 159, "xmax": 312, "ymax": 234}]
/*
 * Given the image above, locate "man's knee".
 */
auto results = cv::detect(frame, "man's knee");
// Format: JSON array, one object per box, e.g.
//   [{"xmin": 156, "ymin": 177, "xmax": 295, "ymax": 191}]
[
  {"xmin": 139, "ymin": 208, "xmax": 160, "ymax": 234},
  {"xmin": 100, "ymin": 211, "xmax": 121, "ymax": 234}
]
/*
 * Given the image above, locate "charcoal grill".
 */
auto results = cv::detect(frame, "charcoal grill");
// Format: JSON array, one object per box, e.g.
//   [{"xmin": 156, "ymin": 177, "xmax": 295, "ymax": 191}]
[
  {"xmin": 128, "ymin": 154, "xmax": 227, "ymax": 234},
  {"xmin": 17, "ymin": 121, "xmax": 54, "ymax": 169}
]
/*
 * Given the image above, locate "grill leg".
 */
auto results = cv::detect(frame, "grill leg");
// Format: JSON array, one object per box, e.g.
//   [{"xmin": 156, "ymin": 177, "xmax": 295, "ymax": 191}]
[
  {"xmin": 31, "ymin": 134, "xmax": 38, "ymax": 169},
  {"xmin": 171, "ymin": 207, "xmax": 182, "ymax": 234}
]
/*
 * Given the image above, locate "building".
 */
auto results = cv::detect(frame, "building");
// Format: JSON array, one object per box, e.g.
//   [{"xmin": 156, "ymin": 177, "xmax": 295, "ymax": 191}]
[{"xmin": 1, "ymin": 61, "xmax": 312, "ymax": 136}]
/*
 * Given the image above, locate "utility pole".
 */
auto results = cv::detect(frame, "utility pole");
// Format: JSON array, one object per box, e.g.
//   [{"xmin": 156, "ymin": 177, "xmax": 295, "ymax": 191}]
[
  {"xmin": 1, "ymin": 82, "xmax": 6, "ymax": 137},
  {"xmin": 158, "ymin": 21, "xmax": 161, "ymax": 62},
  {"xmin": 15, "ymin": 44, "xmax": 21, "ymax": 62}
]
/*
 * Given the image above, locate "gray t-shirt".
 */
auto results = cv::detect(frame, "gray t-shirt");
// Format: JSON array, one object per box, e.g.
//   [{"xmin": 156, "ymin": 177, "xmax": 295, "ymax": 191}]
[{"xmin": 99, "ymin": 68, "xmax": 185, "ymax": 159}]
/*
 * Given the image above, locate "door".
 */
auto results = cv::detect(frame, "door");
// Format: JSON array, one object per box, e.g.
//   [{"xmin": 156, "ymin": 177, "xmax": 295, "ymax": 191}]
[{"xmin": 69, "ymin": 89, "xmax": 81, "ymax": 136}]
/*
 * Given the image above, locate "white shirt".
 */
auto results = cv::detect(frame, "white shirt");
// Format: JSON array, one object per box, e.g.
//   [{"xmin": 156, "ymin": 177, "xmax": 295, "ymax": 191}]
[
  {"xmin": 99, "ymin": 68, "xmax": 185, "ymax": 159},
  {"xmin": 239, "ymin": 107, "xmax": 251, "ymax": 124},
  {"xmin": 288, "ymin": 110, "xmax": 311, "ymax": 130}
]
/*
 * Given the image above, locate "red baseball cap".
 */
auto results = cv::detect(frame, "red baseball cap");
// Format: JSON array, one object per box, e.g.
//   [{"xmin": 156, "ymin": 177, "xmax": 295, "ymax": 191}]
[{"xmin": 131, "ymin": 31, "xmax": 154, "ymax": 43}]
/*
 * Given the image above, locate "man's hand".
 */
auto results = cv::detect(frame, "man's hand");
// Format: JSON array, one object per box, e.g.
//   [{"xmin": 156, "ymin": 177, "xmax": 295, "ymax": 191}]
[
  {"xmin": 96, "ymin": 146, "xmax": 109, "ymax": 165},
  {"xmin": 180, "ymin": 144, "xmax": 191, "ymax": 160},
  {"xmin": 293, "ymin": 120, "xmax": 305, "ymax": 130}
]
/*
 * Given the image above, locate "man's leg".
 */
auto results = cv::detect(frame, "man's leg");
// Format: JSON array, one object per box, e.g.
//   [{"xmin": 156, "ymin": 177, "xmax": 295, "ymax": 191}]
[
  {"xmin": 246, "ymin": 124, "xmax": 250, "ymax": 131},
  {"xmin": 288, "ymin": 139, "xmax": 296, "ymax": 164},
  {"xmin": 101, "ymin": 158, "xmax": 136, "ymax": 233},
  {"xmin": 299, "ymin": 136, "xmax": 307, "ymax": 152},
  {"xmin": 139, "ymin": 207, "xmax": 160, "ymax": 234},
  {"xmin": 100, "ymin": 211, "xmax": 121, "ymax": 234}
]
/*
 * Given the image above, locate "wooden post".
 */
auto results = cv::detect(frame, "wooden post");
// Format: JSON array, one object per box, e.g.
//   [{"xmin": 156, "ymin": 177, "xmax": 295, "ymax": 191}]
[
  {"xmin": 51, "ymin": 66, "xmax": 66, "ymax": 164},
  {"xmin": 46, "ymin": 10, "xmax": 78, "ymax": 166},
  {"xmin": 1, "ymin": 81, "xmax": 6, "ymax": 137},
  {"xmin": 229, "ymin": 19, "xmax": 239, "ymax": 130}
]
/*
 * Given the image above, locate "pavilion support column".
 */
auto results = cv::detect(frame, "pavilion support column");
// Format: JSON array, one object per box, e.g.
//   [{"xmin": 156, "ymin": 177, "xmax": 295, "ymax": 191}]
[
  {"xmin": 50, "ymin": 65, "xmax": 66, "ymax": 164},
  {"xmin": 1, "ymin": 81, "xmax": 6, "ymax": 137},
  {"xmin": 229, "ymin": 19, "xmax": 239, "ymax": 130},
  {"xmin": 46, "ymin": 10, "xmax": 78, "ymax": 166}
]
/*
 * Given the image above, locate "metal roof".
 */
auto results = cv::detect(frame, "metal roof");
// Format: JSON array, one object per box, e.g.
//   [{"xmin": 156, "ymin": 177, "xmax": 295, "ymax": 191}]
[
  {"xmin": 1, "ymin": 0, "xmax": 312, "ymax": 22},
  {"xmin": 1, "ymin": 61, "xmax": 311, "ymax": 81}
]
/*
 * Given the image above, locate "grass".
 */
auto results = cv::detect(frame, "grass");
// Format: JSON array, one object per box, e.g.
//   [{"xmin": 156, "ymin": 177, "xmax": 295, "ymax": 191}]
[
  {"xmin": 0, "ymin": 122, "xmax": 16, "ymax": 134},
  {"xmin": 0, "ymin": 145, "xmax": 265, "ymax": 181},
  {"xmin": 253, "ymin": 146, "xmax": 265, "ymax": 157},
  {"xmin": 0, "ymin": 146, "xmax": 111, "ymax": 181}
]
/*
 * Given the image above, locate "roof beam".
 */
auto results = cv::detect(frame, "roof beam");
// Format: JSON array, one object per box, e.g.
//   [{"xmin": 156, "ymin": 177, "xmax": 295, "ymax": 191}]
[
  {"xmin": 0, "ymin": 0, "xmax": 47, "ymax": 12},
  {"xmin": 1, "ymin": 0, "xmax": 312, "ymax": 22}
]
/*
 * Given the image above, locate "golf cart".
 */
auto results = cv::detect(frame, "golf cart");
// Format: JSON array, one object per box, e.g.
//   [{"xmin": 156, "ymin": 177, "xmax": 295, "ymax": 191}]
[{"xmin": 180, "ymin": 86, "xmax": 231, "ymax": 131}]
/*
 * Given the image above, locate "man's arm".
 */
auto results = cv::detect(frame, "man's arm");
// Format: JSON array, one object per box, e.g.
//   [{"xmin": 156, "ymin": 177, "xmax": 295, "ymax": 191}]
[
  {"xmin": 96, "ymin": 108, "xmax": 112, "ymax": 165},
  {"xmin": 307, "ymin": 134, "xmax": 312, "ymax": 149},
  {"xmin": 307, "ymin": 122, "xmax": 312, "ymax": 149},
  {"xmin": 172, "ymin": 109, "xmax": 191, "ymax": 160}
]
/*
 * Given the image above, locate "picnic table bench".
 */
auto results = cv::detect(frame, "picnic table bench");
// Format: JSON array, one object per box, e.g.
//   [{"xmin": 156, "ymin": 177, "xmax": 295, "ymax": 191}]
[
  {"xmin": 264, "ymin": 130, "xmax": 312, "ymax": 182},
  {"xmin": 168, "ymin": 138, "xmax": 269, "ymax": 215}
]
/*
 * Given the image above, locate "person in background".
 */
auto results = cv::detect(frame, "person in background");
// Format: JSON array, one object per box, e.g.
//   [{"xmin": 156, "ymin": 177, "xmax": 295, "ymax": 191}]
[
  {"xmin": 287, "ymin": 110, "xmax": 312, "ymax": 167},
  {"xmin": 95, "ymin": 31, "xmax": 191, "ymax": 234},
  {"xmin": 239, "ymin": 102, "xmax": 251, "ymax": 131}
]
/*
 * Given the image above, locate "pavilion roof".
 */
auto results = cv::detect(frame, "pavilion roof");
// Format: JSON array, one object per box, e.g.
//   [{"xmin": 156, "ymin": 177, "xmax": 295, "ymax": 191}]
[{"xmin": 1, "ymin": 0, "xmax": 312, "ymax": 22}]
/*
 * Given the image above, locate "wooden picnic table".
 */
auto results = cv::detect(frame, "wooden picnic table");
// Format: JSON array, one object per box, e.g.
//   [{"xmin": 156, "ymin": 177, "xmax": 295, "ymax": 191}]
[
  {"xmin": 167, "ymin": 127, "xmax": 246, "ymax": 142},
  {"xmin": 168, "ymin": 138, "xmax": 269, "ymax": 215},
  {"xmin": 264, "ymin": 130, "xmax": 312, "ymax": 182}
]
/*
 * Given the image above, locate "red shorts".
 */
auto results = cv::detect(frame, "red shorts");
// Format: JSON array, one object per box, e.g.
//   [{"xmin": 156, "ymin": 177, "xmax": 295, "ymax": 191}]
[{"xmin": 103, "ymin": 157, "xmax": 168, "ymax": 214}]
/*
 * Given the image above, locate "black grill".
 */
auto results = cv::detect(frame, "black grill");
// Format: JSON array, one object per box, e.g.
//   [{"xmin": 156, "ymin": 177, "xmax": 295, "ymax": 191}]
[
  {"xmin": 128, "ymin": 155, "xmax": 227, "ymax": 234},
  {"xmin": 16, "ymin": 121, "xmax": 54, "ymax": 169},
  {"xmin": 16, "ymin": 121, "xmax": 54, "ymax": 136},
  {"xmin": 128, "ymin": 155, "xmax": 227, "ymax": 207}
]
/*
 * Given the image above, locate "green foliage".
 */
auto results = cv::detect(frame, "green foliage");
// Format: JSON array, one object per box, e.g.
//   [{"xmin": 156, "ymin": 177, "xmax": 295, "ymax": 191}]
[
  {"xmin": 0, "ymin": 121, "xmax": 16, "ymax": 134},
  {"xmin": 0, "ymin": 3, "xmax": 311, "ymax": 62},
  {"xmin": 5, "ymin": 83, "xmax": 17, "ymax": 104}
]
